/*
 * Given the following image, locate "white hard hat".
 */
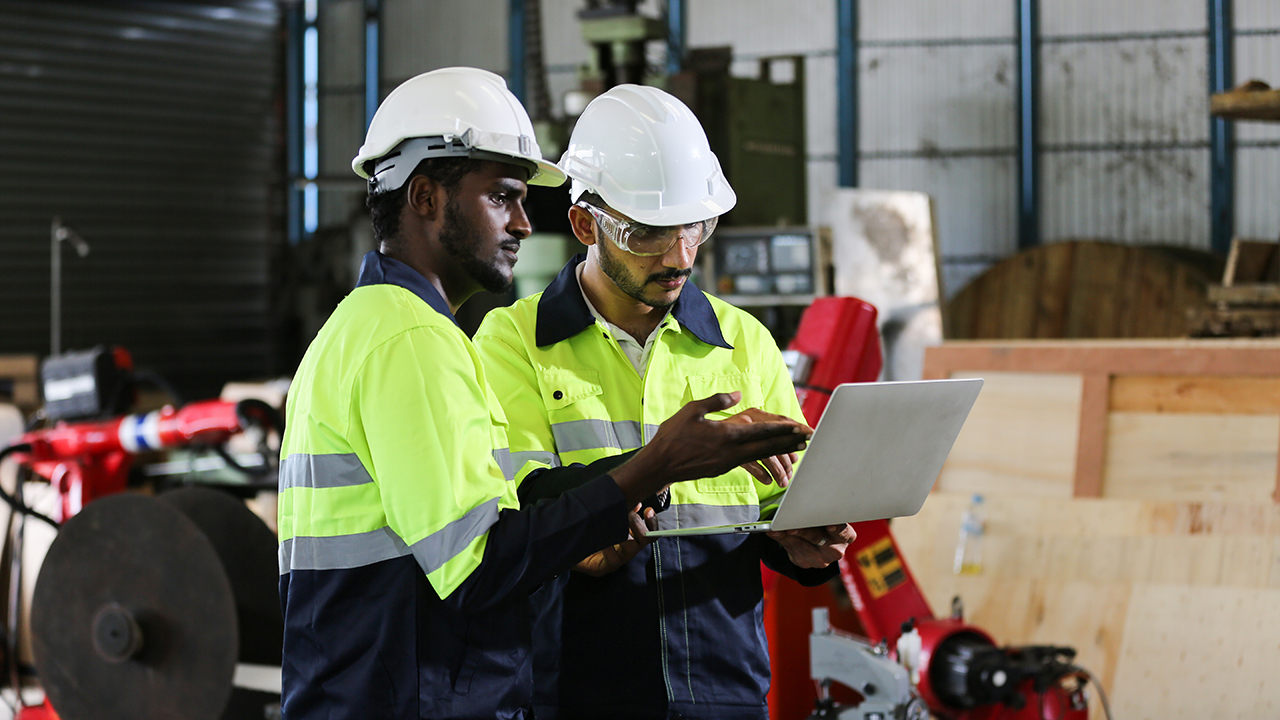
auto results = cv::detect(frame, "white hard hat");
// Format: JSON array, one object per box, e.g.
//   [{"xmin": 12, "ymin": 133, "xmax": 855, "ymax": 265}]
[
  {"xmin": 559, "ymin": 84, "xmax": 735, "ymax": 226},
  {"xmin": 352, "ymin": 67, "xmax": 566, "ymax": 193}
]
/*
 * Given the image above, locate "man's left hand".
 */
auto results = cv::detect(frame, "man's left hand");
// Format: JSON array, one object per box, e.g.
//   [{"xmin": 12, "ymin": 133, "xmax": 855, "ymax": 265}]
[
  {"xmin": 766, "ymin": 523, "xmax": 855, "ymax": 568},
  {"xmin": 574, "ymin": 505, "xmax": 658, "ymax": 577}
]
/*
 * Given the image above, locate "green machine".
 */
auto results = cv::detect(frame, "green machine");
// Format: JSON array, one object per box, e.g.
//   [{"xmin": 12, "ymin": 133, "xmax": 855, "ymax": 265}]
[{"xmin": 671, "ymin": 48, "xmax": 808, "ymax": 229}]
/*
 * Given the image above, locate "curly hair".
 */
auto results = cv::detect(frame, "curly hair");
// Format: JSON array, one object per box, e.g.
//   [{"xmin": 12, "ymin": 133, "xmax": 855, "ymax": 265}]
[{"xmin": 366, "ymin": 157, "xmax": 476, "ymax": 252}]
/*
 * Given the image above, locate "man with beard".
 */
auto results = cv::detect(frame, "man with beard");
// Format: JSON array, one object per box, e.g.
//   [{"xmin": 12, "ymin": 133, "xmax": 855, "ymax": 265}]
[
  {"xmin": 473, "ymin": 84, "xmax": 857, "ymax": 720},
  {"xmin": 277, "ymin": 69, "xmax": 813, "ymax": 720}
]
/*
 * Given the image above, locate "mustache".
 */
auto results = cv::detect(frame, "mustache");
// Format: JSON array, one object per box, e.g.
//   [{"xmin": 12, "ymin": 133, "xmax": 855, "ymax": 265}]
[{"xmin": 647, "ymin": 267, "xmax": 691, "ymax": 283}]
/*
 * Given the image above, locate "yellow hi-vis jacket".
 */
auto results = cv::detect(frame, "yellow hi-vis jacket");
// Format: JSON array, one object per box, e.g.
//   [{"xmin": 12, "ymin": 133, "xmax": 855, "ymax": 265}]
[
  {"xmin": 473, "ymin": 255, "xmax": 834, "ymax": 719},
  {"xmin": 278, "ymin": 251, "xmax": 629, "ymax": 720}
]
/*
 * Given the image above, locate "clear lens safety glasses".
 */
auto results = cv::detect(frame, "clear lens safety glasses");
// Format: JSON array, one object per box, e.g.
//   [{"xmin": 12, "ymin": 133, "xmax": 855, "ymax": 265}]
[{"xmin": 578, "ymin": 202, "xmax": 719, "ymax": 257}]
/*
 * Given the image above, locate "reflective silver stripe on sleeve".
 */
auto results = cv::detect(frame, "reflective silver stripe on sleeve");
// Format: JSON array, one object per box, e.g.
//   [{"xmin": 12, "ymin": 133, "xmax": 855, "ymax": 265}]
[
  {"xmin": 279, "ymin": 526, "xmax": 410, "ymax": 573},
  {"xmin": 551, "ymin": 418, "xmax": 645, "ymax": 453},
  {"xmin": 407, "ymin": 496, "xmax": 501, "ymax": 574},
  {"xmin": 278, "ymin": 453, "xmax": 374, "ymax": 491},
  {"xmin": 655, "ymin": 503, "xmax": 760, "ymax": 532},
  {"xmin": 492, "ymin": 448, "xmax": 515, "ymax": 481},
  {"xmin": 278, "ymin": 498, "xmax": 501, "ymax": 575},
  {"xmin": 510, "ymin": 450, "xmax": 561, "ymax": 471}
]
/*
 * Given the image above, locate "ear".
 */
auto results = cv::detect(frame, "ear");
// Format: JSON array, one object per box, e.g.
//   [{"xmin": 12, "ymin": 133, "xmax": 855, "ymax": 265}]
[
  {"xmin": 405, "ymin": 174, "xmax": 445, "ymax": 222},
  {"xmin": 568, "ymin": 204, "xmax": 599, "ymax": 248}
]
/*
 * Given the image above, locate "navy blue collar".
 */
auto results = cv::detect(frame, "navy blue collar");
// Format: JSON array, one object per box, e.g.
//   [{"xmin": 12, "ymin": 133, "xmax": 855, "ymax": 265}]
[
  {"xmin": 355, "ymin": 251, "xmax": 460, "ymax": 328},
  {"xmin": 534, "ymin": 255, "xmax": 731, "ymax": 349}
]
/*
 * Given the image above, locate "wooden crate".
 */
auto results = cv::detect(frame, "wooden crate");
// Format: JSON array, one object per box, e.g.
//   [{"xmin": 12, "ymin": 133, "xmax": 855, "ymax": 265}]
[
  {"xmin": 924, "ymin": 339, "xmax": 1280, "ymax": 502},
  {"xmin": 901, "ymin": 340, "xmax": 1280, "ymax": 718},
  {"xmin": 0, "ymin": 355, "xmax": 39, "ymax": 414}
]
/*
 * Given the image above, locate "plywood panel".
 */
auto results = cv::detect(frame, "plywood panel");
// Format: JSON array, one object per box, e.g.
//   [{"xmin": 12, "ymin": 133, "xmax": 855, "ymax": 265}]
[
  {"xmin": 897, "ymin": 494, "xmax": 1280, "ymax": 587},
  {"xmin": 893, "ymin": 493, "xmax": 1280, "ymax": 718},
  {"xmin": 1104, "ymin": 412, "xmax": 1279, "ymax": 502},
  {"xmin": 936, "ymin": 371, "xmax": 1082, "ymax": 497},
  {"xmin": 1111, "ymin": 376, "xmax": 1280, "ymax": 414},
  {"xmin": 1110, "ymin": 585, "xmax": 1280, "ymax": 719}
]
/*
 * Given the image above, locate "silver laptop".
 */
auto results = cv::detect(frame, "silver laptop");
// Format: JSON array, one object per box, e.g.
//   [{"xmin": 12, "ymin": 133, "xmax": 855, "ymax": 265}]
[{"xmin": 646, "ymin": 378, "xmax": 983, "ymax": 537}]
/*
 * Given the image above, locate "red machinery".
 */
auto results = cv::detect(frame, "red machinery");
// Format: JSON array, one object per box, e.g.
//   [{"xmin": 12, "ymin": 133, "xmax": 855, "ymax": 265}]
[
  {"xmin": 0, "ymin": 348, "xmax": 283, "ymax": 720},
  {"xmin": 9, "ymin": 400, "xmax": 249, "ymax": 522},
  {"xmin": 767, "ymin": 297, "xmax": 1090, "ymax": 720}
]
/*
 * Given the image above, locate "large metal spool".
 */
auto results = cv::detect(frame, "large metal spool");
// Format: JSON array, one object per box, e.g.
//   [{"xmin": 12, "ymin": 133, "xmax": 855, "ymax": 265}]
[{"xmin": 30, "ymin": 488, "xmax": 281, "ymax": 720}]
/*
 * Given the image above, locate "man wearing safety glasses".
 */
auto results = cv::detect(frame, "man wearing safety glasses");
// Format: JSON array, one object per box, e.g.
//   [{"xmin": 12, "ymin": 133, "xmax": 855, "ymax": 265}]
[{"xmin": 474, "ymin": 85, "xmax": 856, "ymax": 720}]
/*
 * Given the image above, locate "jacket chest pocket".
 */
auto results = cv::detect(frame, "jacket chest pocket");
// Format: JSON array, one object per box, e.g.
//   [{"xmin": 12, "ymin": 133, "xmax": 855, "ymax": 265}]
[
  {"xmin": 537, "ymin": 368, "xmax": 622, "ymax": 454},
  {"xmin": 684, "ymin": 373, "xmax": 765, "ymax": 496},
  {"xmin": 684, "ymin": 373, "xmax": 764, "ymax": 419}
]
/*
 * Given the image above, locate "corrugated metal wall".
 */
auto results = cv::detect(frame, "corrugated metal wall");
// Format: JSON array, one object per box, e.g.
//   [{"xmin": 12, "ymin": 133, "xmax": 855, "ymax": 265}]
[
  {"xmin": 1235, "ymin": 0, "xmax": 1280, "ymax": 241},
  {"xmin": 1040, "ymin": 0, "xmax": 1211, "ymax": 249},
  {"xmin": 312, "ymin": 0, "xmax": 1280, "ymax": 294},
  {"xmin": 855, "ymin": 0, "xmax": 1017, "ymax": 299},
  {"xmin": 316, "ymin": 0, "xmax": 365, "ymax": 227},
  {"xmin": 0, "ymin": 0, "xmax": 281, "ymax": 399}
]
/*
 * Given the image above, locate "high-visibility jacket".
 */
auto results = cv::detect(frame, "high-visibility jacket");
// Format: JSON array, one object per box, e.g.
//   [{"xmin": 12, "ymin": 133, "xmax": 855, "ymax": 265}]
[
  {"xmin": 278, "ymin": 251, "xmax": 631, "ymax": 720},
  {"xmin": 474, "ymin": 256, "xmax": 836, "ymax": 720}
]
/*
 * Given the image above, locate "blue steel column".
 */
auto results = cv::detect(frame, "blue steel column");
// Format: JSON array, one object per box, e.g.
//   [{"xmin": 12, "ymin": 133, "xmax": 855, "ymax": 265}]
[
  {"xmin": 837, "ymin": 0, "xmax": 858, "ymax": 187},
  {"xmin": 1016, "ymin": 0, "xmax": 1040, "ymax": 250},
  {"xmin": 667, "ymin": 0, "xmax": 686, "ymax": 75},
  {"xmin": 365, "ymin": 0, "xmax": 381, "ymax": 128},
  {"xmin": 508, "ymin": 0, "xmax": 526, "ymax": 102},
  {"xmin": 285, "ymin": 1, "xmax": 305, "ymax": 243},
  {"xmin": 1209, "ymin": 0, "xmax": 1235, "ymax": 255}
]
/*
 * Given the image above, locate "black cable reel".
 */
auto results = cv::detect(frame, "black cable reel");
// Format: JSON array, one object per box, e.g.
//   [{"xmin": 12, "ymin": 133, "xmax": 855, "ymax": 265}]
[{"xmin": 30, "ymin": 487, "xmax": 281, "ymax": 720}]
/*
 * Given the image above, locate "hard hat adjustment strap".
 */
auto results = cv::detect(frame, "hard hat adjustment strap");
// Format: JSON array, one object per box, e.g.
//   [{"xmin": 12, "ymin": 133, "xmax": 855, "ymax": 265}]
[{"xmin": 368, "ymin": 134, "xmax": 539, "ymax": 194}]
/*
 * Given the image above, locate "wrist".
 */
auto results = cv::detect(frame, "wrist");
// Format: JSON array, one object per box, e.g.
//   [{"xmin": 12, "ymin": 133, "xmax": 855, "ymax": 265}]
[{"xmin": 611, "ymin": 450, "xmax": 665, "ymax": 504}]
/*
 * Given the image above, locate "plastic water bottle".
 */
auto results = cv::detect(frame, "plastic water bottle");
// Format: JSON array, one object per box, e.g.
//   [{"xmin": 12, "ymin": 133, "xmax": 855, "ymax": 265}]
[{"xmin": 953, "ymin": 494, "xmax": 985, "ymax": 575}]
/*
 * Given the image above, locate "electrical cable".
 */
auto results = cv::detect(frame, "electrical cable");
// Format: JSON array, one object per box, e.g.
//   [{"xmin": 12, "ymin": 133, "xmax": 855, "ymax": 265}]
[
  {"xmin": 7, "ymin": 467, "xmax": 26, "ymax": 709},
  {"xmin": 207, "ymin": 399, "xmax": 284, "ymax": 480},
  {"xmin": 0, "ymin": 446, "xmax": 59, "ymax": 531},
  {"xmin": 235, "ymin": 398, "xmax": 284, "ymax": 435},
  {"xmin": 0, "ymin": 486, "xmax": 16, "ymax": 716},
  {"xmin": 131, "ymin": 369, "xmax": 185, "ymax": 408},
  {"xmin": 1077, "ymin": 667, "xmax": 1114, "ymax": 720}
]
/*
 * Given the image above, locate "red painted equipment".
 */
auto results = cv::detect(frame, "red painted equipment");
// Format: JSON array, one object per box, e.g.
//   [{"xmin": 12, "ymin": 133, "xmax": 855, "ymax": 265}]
[
  {"xmin": 765, "ymin": 297, "xmax": 1089, "ymax": 720},
  {"xmin": 10, "ymin": 400, "xmax": 246, "ymax": 521},
  {"xmin": 0, "ymin": 354, "xmax": 283, "ymax": 720},
  {"xmin": 786, "ymin": 296, "xmax": 882, "ymax": 421}
]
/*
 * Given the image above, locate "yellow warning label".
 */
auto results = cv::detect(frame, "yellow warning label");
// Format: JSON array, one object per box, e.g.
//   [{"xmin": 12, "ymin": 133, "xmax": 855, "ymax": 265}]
[{"xmin": 854, "ymin": 537, "xmax": 907, "ymax": 600}]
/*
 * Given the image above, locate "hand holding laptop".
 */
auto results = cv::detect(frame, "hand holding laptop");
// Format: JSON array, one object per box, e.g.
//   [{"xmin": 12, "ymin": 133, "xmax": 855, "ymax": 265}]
[{"xmin": 767, "ymin": 524, "xmax": 856, "ymax": 568}]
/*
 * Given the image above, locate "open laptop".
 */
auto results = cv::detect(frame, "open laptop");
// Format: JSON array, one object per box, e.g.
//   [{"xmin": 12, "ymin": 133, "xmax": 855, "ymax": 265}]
[{"xmin": 646, "ymin": 378, "xmax": 983, "ymax": 537}]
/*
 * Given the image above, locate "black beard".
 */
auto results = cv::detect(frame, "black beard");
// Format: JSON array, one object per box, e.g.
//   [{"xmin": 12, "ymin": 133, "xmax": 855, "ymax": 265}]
[
  {"xmin": 597, "ymin": 238, "xmax": 690, "ymax": 309},
  {"xmin": 439, "ymin": 198, "xmax": 512, "ymax": 295}
]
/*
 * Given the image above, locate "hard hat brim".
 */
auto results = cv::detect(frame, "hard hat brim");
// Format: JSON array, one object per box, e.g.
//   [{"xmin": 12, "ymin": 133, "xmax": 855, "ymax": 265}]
[{"xmin": 529, "ymin": 157, "xmax": 567, "ymax": 187}]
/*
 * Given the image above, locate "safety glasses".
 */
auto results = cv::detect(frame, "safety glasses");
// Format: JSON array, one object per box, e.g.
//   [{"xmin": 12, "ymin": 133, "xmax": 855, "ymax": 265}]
[{"xmin": 577, "ymin": 202, "xmax": 719, "ymax": 257}]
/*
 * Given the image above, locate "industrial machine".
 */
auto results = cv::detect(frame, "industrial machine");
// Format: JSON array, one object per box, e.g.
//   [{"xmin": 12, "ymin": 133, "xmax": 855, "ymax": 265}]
[
  {"xmin": 777, "ymin": 299, "xmax": 1103, "ymax": 720},
  {"xmin": 0, "ymin": 346, "xmax": 283, "ymax": 720}
]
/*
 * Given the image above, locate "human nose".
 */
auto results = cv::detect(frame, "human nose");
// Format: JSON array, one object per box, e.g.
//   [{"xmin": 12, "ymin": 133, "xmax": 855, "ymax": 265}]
[
  {"xmin": 508, "ymin": 200, "xmax": 532, "ymax": 240},
  {"xmin": 661, "ymin": 231, "xmax": 697, "ymax": 268}
]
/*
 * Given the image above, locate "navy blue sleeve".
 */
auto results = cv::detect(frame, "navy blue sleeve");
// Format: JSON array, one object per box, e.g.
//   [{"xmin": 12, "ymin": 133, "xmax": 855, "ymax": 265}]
[
  {"xmin": 442, "ymin": 474, "xmax": 630, "ymax": 612},
  {"xmin": 755, "ymin": 533, "xmax": 841, "ymax": 587},
  {"xmin": 516, "ymin": 451, "xmax": 637, "ymax": 506}
]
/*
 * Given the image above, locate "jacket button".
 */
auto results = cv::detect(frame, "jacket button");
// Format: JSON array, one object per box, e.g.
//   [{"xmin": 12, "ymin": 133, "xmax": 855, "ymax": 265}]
[{"xmin": 553, "ymin": 390, "xmax": 563, "ymax": 400}]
